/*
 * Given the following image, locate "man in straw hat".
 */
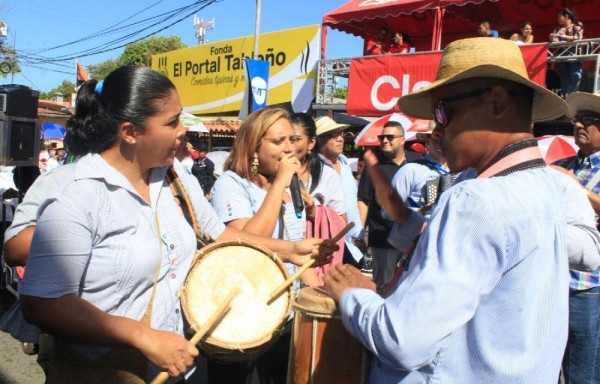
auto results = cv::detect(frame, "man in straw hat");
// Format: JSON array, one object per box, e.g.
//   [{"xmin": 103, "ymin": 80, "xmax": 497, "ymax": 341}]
[
  {"xmin": 553, "ymin": 91, "xmax": 600, "ymax": 384},
  {"xmin": 315, "ymin": 116, "xmax": 365, "ymax": 265},
  {"xmin": 324, "ymin": 38, "xmax": 600, "ymax": 383}
]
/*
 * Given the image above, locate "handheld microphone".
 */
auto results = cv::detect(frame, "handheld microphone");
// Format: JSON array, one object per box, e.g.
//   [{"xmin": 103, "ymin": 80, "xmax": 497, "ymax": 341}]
[{"xmin": 289, "ymin": 174, "xmax": 304, "ymax": 219}]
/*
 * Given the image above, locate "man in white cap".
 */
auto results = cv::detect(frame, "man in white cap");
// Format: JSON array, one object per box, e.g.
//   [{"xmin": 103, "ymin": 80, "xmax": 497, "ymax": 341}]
[
  {"xmin": 324, "ymin": 37, "xmax": 596, "ymax": 383},
  {"xmin": 315, "ymin": 116, "xmax": 364, "ymax": 265},
  {"xmin": 553, "ymin": 91, "xmax": 600, "ymax": 384}
]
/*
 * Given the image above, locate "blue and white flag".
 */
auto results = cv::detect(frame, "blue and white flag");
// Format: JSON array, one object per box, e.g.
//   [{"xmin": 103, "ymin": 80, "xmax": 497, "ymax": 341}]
[{"xmin": 238, "ymin": 58, "xmax": 269, "ymax": 119}]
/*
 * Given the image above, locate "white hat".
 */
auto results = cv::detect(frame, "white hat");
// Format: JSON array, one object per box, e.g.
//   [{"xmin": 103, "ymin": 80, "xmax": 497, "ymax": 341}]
[
  {"xmin": 566, "ymin": 92, "xmax": 600, "ymax": 117},
  {"xmin": 315, "ymin": 116, "xmax": 350, "ymax": 137}
]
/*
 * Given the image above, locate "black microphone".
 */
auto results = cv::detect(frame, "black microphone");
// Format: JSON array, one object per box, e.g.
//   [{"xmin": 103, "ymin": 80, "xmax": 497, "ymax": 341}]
[{"xmin": 289, "ymin": 174, "xmax": 304, "ymax": 218}]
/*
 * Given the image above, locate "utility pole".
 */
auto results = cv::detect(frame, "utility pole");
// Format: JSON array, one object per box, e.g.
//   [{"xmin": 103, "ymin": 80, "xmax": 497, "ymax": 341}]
[{"xmin": 253, "ymin": 0, "xmax": 261, "ymax": 58}]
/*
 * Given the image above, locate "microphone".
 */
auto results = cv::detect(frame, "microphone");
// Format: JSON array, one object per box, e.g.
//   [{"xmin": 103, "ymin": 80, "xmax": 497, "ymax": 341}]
[{"xmin": 289, "ymin": 174, "xmax": 304, "ymax": 219}]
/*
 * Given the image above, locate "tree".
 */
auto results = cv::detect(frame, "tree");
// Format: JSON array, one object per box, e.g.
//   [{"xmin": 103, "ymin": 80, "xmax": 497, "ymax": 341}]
[
  {"xmin": 0, "ymin": 43, "xmax": 20, "ymax": 78},
  {"xmin": 120, "ymin": 36, "xmax": 186, "ymax": 67},
  {"xmin": 0, "ymin": 18, "xmax": 20, "ymax": 78},
  {"xmin": 334, "ymin": 86, "xmax": 348, "ymax": 100},
  {"xmin": 88, "ymin": 59, "xmax": 121, "ymax": 81},
  {"xmin": 40, "ymin": 80, "xmax": 76, "ymax": 102},
  {"xmin": 86, "ymin": 36, "xmax": 186, "ymax": 80}
]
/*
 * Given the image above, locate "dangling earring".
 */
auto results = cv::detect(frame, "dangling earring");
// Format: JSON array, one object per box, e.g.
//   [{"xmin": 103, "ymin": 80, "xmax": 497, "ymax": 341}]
[
  {"xmin": 252, "ymin": 154, "xmax": 259, "ymax": 176},
  {"xmin": 307, "ymin": 149, "xmax": 312, "ymax": 156}
]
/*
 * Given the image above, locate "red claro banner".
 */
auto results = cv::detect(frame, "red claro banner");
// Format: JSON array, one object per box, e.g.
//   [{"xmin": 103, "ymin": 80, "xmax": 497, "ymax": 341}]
[{"xmin": 347, "ymin": 44, "xmax": 549, "ymax": 116}]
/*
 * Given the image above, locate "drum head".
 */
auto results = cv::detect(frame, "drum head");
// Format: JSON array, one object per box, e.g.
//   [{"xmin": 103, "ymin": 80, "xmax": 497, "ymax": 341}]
[
  {"xmin": 182, "ymin": 240, "xmax": 292, "ymax": 361},
  {"xmin": 292, "ymin": 287, "xmax": 338, "ymax": 318}
]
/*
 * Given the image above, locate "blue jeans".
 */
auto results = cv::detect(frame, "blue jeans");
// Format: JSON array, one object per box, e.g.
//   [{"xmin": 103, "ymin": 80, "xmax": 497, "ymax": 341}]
[
  {"xmin": 558, "ymin": 61, "xmax": 583, "ymax": 98},
  {"xmin": 562, "ymin": 286, "xmax": 600, "ymax": 384}
]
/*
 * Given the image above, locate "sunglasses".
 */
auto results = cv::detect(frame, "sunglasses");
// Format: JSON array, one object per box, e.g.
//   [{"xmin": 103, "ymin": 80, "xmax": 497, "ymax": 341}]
[
  {"xmin": 327, "ymin": 131, "xmax": 349, "ymax": 139},
  {"xmin": 571, "ymin": 115, "xmax": 600, "ymax": 127},
  {"xmin": 434, "ymin": 88, "xmax": 492, "ymax": 127},
  {"xmin": 377, "ymin": 134, "xmax": 404, "ymax": 142}
]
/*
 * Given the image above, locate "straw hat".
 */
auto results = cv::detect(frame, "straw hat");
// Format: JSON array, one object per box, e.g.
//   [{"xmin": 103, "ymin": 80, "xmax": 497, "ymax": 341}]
[
  {"xmin": 398, "ymin": 37, "xmax": 568, "ymax": 122},
  {"xmin": 415, "ymin": 120, "xmax": 437, "ymax": 141},
  {"xmin": 315, "ymin": 116, "xmax": 350, "ymax": 137},
  {"xmin": 566, "ymin": 92, "xmax": 600, "ymax": 116}
]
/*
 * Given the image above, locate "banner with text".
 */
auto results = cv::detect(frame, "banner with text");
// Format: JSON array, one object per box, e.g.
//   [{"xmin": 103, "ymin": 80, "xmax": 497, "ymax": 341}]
[
  {"xmin": 152, "ymin": 25, "xmax": 320, "ymax": 115},
  {"xmin": 347, "ymin": 44, "xmax": 549, "ymax": 116}
]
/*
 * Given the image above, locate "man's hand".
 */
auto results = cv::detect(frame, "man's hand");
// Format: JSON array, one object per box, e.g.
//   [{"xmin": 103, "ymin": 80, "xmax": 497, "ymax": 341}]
[
  {"xmin": 324, "ymin": 264, "xmax": 376, "ymax": 302},
  {"xmin": 363, "ymin": 151, "xmax": 411, "ymax": 223}
]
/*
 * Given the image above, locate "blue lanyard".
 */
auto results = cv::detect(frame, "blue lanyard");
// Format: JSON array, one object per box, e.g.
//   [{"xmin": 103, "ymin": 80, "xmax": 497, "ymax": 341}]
[{"xmin": 421, "ymin": 157, "xmax": 448, "ymax": 175}]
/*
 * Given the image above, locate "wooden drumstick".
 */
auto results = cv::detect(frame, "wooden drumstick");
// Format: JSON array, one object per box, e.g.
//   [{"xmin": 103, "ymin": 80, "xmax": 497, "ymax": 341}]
[
  {"xmin": 268, "ymin": 222, "xmax": 355, "ymax": 301},
  {"xmin": 151, "ymin": 289, "xmax": 238, "ymax": 384}
]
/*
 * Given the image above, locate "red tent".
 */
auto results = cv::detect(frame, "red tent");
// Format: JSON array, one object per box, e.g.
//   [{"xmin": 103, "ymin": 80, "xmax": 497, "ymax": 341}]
[{"xmin": 321, "ymin": 0, "xmax": 600, "ymax": 57}]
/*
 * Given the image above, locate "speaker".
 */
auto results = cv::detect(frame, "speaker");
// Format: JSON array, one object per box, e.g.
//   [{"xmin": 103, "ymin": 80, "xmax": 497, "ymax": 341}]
[
  {"xmin": 0, "ymin": 84, "xmax": 39, "ymax": 119},
  {"xmin": 0, "ymin": 84, "xmax": 40, "ymax": 166},
  {"xmin": 0, "ymin": 116, "xmax": 40, "ymax": 166}
]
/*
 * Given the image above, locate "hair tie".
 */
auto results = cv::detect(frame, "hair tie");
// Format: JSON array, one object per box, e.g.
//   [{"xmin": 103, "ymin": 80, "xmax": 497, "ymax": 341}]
[{"xmin": 95, "ymin": 80, "xmax": 104, "ymax": 95}]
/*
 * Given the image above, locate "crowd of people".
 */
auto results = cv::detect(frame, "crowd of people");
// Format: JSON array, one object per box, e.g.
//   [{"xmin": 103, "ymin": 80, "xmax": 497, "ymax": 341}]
[
  {"xmin": 0, "ymin": 23, "xmax": 599, "ymax": 384},
  {"xmin": 365, "ymin": 7, "xmax": 590, "ymax": 99}
]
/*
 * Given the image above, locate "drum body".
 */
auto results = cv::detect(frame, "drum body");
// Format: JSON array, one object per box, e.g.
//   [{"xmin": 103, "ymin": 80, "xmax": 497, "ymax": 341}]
[
  {"xmin": 288, "ymin": 287, "xmax": 370, "ymax": 384},
  {"xmin": 181, "ymin": 239, "xmax": 292, "ymax": 362}
]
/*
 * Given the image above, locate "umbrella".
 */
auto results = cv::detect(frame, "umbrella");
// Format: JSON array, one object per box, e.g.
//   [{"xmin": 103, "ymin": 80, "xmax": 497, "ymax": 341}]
[
  {"xmin": 537, "ymin": 135, "xmax": 579, "ymax": 164},
  {"xmin": 354, "ymin": 113, "xmax": 414, "ymax": 146},
  {"xmin": 405, "ymin": 119, "xmax": 432, "ymax": 141},
  {"xmin": 41, "ymin": 122, "xmax": 66, "ymax": 140},
  {"xmin": 206, "ymin": 150, "xmax": 230, "ymax": 176},
  {"xmin": 181, "ymin": 111, "xmax": 209, "ymax": 133}
]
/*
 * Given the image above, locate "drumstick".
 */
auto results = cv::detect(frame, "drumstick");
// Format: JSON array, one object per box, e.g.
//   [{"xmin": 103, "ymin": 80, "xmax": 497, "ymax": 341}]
[
  {"xmin": 268, "ymin": 222, "xmax": 355, "ymax": 302},
  {"xmin": 151, "ymin": 289, "xmax": 238, "ymax": 384}
]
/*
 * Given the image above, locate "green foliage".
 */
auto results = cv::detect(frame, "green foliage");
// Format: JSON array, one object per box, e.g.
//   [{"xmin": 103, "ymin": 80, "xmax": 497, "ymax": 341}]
[
  {"xmin": 40, "ymin": 80, "xmax": 77, "ymax": 101},
  {"xmin": 0, "ymin": 42, "xmax": 20, "ymax": 78},
  {"xmin": 87, "ymin": 59, "xmax": 121, "ymax": 80},
  {"xmin": 334, "ymin": 86, "xmax": 348, "ymax": 100},
  {"xmin": 120, "ymin": 36, "xmax": 186, "ymax": 67},
  {"xmin": 82, "ymin": 36, "xmax": 186, "ymax": 80}
]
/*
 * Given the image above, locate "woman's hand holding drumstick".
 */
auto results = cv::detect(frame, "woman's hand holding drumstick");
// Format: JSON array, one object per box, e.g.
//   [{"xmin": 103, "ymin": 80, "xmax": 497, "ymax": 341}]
[
  {"xmin": 150, "ymin": 289, "xmax": 239, "ymax": 384},
  {"xmin": 269, "ymin": 223, "xmax": 355, "ymax": 302}
]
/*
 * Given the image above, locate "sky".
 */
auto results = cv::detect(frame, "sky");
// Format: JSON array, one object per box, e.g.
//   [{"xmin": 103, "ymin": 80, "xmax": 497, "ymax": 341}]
[{"xmin": 0, "ymin": 0, "xmax": 361, "ymax": 93}]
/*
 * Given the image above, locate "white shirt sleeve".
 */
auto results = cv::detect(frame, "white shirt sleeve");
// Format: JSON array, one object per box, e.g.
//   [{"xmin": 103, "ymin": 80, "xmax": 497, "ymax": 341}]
[{"xmin": 210, "ymin": 171, "xmax": 257, "ymax": 223}]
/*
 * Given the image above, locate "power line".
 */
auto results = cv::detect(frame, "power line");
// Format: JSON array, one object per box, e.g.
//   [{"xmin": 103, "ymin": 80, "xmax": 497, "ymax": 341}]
[
  {"xmin": 27, "ymin": 0, "xmax": 166, "ymax": 54},
  {"xmin": 19, "ymin": 0, "xmax": 218, "ymax": 65}
]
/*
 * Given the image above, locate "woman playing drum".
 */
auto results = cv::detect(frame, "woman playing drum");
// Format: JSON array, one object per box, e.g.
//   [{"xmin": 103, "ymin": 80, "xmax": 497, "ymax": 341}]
[
  {"xmin": 210, "ymin": 107, "xmax": 316, "ymax": 382},
  {"xmin": 18, "ymin": 66, "xmax": 336, "ymax": 383}
]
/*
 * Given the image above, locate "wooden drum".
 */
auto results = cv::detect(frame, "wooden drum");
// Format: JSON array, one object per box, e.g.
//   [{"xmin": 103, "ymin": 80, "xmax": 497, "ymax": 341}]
[
  {"xmin": 288, "ymin": 287, "xmax": 370, "ymax": 384},
  {"xmin": 181, "ymin": 239, "xmax": 293, "ymax": 362}
]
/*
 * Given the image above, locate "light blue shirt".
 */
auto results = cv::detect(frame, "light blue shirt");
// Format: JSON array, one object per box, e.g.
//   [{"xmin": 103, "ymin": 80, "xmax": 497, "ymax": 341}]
[
  {"xmin": 386, "ymin": 158, "xmax": 448, "ymax": 251},
  {"xmin": 20, "ymin": 154, "xmax": 225, "ymax": 377},
  {"xmin": 210, "ymin": 171, "xmax": 306, "ymax": 285},
  {"xmin": 319, "ymin": 154, "xmax": 364, "ymax": 261},
  {"xmin": 339, "ymin": 167, "xmax": 570, "ymax": 383}
]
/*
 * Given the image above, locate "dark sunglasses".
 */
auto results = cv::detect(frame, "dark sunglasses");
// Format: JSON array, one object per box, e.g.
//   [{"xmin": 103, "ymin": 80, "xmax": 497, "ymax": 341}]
[
  {"xmin": 377, "ymin": 134, "xmax": 404, "ymax": 142},
  {"xmin": 328, "ymin": 131, "xmax": 349, "ymax": 139},
  {"xmin": 434, "ymin": 88, "xmax": 492, "ymax": 127},
  {"xmin": 571, "ymin": 115, "xmax": 600, "ymax": 127}
]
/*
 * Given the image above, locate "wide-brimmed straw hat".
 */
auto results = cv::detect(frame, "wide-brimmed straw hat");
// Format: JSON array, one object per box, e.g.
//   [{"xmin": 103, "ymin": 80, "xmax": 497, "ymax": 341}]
[
  {"xmin": 566, "ymin": 92, "xmax": 600, "ymax": 116},
  {"xmin": 415, "ymin": 120, "xmax": 437, "ymax": 141},
  {"xmin": 398, "ymin": 37, "xmax": 568, "ymax": 122},
  {"xmin": 315, "ymin": 116, "xmax": 350, "ymax": 137}
]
